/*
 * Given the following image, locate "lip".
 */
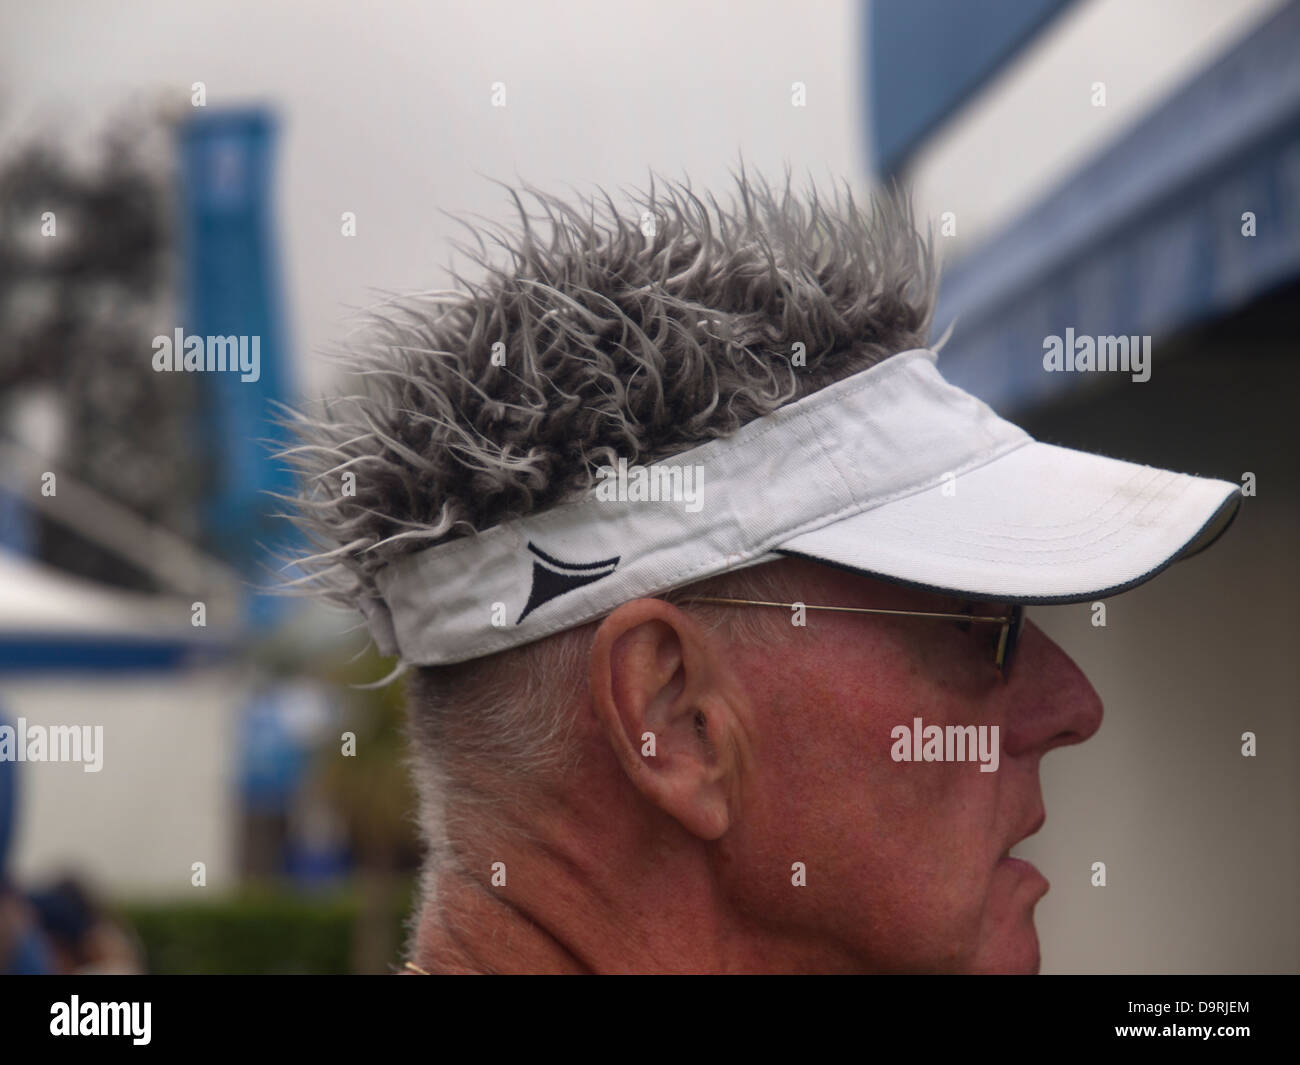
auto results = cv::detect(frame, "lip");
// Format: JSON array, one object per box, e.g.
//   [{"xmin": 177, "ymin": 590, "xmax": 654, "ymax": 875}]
[
  {"xmin": 996, "ymin": 855, "xmax": 1050, "ymax": 895},
  {"xmin": 998, "ymin": 813, "xmax": 1046, "ymax": 863},
  {"xmin": 998, "ymin": 812, "xmax": 1049, "ymax": 887},
  {"xmin": 1005, "ymin": 812, "xmax": 1045, "ymax": 854}
]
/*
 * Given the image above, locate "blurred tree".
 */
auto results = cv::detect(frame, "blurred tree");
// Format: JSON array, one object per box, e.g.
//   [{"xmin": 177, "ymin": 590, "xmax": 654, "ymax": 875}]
[
  {"xmin": 0, "ymin": 112, "xmax": 204, "ymax": 589},
  {"xmin": 314, "ymin": 648, "xmax": 421, "ymax": 973}
]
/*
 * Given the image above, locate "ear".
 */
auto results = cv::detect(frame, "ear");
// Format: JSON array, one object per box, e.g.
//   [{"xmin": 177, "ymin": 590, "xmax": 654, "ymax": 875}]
[{"xmin": 588, "ymin": 599, "xmax": 747, "ymax": 840}]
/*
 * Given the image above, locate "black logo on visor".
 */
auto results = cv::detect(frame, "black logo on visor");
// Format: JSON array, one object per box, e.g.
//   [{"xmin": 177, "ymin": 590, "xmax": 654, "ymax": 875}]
[{"xmin": 516, "ymin": 542, "xmax": 620, "ymax": 624}]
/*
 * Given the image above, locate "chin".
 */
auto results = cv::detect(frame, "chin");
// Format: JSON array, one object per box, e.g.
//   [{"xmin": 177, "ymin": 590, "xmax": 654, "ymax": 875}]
[
  {"xmin": 970, "ymin": 923, "xmax": 1042, "ymax": 974},
  {"xmin": 967, "ymin": 862, "xmax": 1049, "ymax": 973}
]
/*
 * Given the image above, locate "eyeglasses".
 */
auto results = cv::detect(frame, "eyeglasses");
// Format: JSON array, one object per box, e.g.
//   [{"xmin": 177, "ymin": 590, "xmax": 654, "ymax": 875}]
[{"xmin": 674, "ymin": 597, "xmax": 1026, "ymax": 681}]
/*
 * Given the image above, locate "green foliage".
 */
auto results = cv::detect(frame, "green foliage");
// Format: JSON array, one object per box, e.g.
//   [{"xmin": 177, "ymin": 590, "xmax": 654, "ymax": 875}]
[
  {"xmin": 312, "ymin": 646, "xmax": 422, "ymax": 864},
  {"xmin": 119, "ymin": 881, "xmax": 415, "ymax": 975}
]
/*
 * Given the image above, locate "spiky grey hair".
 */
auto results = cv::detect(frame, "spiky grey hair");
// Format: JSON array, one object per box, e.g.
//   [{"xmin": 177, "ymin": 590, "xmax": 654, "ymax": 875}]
[
  {"xmin": 281, "ymin": 169, "xmax": 937, "ymax": 906},
  {"xmin": 282, "ymin": 168, "xmax": 935, "ymax": 613}
]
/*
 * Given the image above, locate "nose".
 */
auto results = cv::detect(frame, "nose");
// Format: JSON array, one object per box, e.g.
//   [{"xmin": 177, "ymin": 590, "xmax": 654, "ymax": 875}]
[{"xmin": 1001, "ymin": 619, "xmax": 1104, "ymax": 758}]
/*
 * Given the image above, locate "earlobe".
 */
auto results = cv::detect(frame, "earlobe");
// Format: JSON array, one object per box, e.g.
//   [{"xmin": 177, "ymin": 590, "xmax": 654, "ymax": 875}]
[{"xmin": 588, "ymin": 599, "xmax": 741, "ymax": 841}]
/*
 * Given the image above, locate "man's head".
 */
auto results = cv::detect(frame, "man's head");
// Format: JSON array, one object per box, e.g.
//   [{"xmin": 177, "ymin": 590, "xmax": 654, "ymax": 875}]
[
  {"xmin": 285, "ymin": 170, "xmax": 1235, "ymax": 973},
  {"xmin": 584, "ymin": 557, "xmax": 1103, "ymax": 973},
  {"xmin": 394, "ymin": 553, "xmax": 1101, "ymax": 974}
]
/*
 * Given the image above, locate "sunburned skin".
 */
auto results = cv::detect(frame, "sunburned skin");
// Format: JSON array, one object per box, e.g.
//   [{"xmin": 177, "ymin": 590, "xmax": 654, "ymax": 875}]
[{"xmin": 410, "ymin": 556, "xmax": 1102, "ymax": 974}]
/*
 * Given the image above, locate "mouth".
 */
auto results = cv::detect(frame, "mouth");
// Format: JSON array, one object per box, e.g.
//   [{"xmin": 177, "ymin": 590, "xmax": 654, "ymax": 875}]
[{"xmin": 997, "ymin": 813, "xmax": 1048, "ymax": 884}]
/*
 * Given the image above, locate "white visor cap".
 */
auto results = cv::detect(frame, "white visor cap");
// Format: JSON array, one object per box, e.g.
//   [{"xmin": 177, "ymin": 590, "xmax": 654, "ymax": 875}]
[{"xmin": 362, "ymin": 349, "xmax": 1240, "ymax": 665}]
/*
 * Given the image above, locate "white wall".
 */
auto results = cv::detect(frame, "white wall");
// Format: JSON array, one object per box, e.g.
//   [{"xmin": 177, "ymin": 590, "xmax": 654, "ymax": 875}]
[
  {"xmin": 900, "ymin": 0, "xmax": 1287, "ymax": 259},
  {"xmin": 2, "ymin": 667, "xmax": 244, "ymax": 898}
]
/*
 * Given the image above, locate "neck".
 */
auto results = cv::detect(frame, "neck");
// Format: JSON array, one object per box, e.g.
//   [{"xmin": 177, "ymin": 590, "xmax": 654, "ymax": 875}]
[
  {"xmin": 410, "ymin": 800, "xmax": 766, "ymax": 974},
  {"xmin": 413, "ymin": 863, "xmax": 590, "ymax": 974}
]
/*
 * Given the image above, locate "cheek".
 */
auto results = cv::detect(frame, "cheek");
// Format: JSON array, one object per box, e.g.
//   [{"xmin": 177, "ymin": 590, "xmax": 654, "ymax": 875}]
[
  {"xmin": 734, "ymin": 637, "xmax": 1001, "ymax": 966},
  {"xmin": 844, "ymin": 758, "xmax": 997, "ymax": 962}
]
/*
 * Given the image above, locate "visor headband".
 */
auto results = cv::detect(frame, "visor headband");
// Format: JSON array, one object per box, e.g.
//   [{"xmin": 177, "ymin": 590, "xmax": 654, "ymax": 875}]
[{"xmin": 363, "ymin": 348, "xmax": 1030, "ymax": 664}]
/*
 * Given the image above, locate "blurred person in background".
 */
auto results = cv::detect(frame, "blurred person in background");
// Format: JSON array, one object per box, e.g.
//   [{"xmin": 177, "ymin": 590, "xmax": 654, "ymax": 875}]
[
  {"xmin": 0, "ymin": 713, "xmax": 53, "ymax": 974},
  {"xmin": 27, "ymin": 874, "xmax": 145, "ymax": 975}
]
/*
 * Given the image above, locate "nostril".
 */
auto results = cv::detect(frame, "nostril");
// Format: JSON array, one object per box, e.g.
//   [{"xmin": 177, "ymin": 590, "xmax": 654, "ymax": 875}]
[{"xmin": 1000, "ymin": 627, "xmax": 1105, "ymax": 755}]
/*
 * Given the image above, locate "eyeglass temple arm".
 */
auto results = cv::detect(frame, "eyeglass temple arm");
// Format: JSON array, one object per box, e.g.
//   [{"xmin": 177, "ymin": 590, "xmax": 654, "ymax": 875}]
[{"xmin": 675, "ymin": 596, "xmax": 1011, "ymax": 624}]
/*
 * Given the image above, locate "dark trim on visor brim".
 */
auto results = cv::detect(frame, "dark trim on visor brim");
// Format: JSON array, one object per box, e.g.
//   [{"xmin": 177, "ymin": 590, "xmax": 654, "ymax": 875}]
[{"xmin": 774, "ymin": 489, "xmax": 1242, "ymax": 607}]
